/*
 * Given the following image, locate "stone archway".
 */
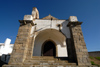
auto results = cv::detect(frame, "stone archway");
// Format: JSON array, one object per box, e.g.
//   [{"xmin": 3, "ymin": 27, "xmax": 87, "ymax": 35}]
[
  {"xmin": 42, "ymin": 41, "xmax": 56, "ymax": 56},
  {"xmin": 33, "ymin": 29, "xmax": 68, "ymax": 57}
]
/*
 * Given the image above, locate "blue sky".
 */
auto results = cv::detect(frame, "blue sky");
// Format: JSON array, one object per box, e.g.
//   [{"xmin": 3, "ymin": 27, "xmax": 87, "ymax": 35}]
[{"xmin": 0, "ymin": 0, "xmax": 100, "ymax": 52}]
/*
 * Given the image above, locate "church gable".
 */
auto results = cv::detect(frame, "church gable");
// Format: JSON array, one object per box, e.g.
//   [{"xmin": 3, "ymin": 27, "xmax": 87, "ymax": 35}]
[{"xmin": 42, "ymin": 14, "xmax": 58, "ymax": 20}]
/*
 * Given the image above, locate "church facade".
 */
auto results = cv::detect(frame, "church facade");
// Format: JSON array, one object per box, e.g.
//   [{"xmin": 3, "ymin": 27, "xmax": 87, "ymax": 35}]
[{"xmin": 3, "ymin": 7, "xmax": 95, "ymax": 67}]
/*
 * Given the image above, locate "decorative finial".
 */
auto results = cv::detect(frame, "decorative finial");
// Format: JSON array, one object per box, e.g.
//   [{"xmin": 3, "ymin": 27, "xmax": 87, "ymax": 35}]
[{"xmin": 32, "ymin": 7, "xmax": 39, "ymax": 19}]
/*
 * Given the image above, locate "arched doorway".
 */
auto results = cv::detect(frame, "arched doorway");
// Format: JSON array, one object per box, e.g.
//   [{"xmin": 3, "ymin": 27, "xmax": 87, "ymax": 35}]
[
  {"xmin": 42, "ymin": 41, "xmax": 56, "ymax": 56},
  {"xmin": 33, "ymin": 29, "xmax": 67, "ymax": 57}
]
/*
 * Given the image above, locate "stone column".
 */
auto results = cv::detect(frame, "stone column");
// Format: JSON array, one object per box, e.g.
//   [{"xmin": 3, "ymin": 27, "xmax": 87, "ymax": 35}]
[
  {"xmin": 6, "ymin": 20, "xmax": 33, "ymax": 65},
  {"xmin": 67, "ymin": 22, "xmax": 91, "ymax": 66}
]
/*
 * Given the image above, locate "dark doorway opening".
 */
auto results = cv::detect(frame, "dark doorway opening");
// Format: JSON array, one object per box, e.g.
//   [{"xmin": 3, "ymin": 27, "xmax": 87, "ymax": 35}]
[{"xmin": 43, "ymin": 41, "xmax": 56, "ymax": 56}]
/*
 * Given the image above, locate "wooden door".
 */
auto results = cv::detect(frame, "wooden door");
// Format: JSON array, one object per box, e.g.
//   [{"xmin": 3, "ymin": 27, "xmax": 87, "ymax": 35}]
[{"xmin": 43, "ymin": 41, "xmax": 56, "ymax": 56}]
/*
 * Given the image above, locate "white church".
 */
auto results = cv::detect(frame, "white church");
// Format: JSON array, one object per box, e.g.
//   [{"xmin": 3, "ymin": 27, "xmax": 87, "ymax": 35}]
[{"xmin": 2, "ymin": 7, "xmax": 92, "ymax": 67}]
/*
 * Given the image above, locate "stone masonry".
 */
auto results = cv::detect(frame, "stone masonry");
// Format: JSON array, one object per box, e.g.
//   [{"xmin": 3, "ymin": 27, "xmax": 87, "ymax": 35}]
[
  {"xmin": 7, "ymin": 21, "xmax": 33, "ymax": 66},
  {"xmin": 67, "ymin": 22, "xmax": 91, "ymax": 66}
]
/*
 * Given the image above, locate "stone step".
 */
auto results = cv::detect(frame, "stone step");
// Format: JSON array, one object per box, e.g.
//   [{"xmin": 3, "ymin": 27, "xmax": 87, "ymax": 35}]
[
  {"xmin": 3, "ymin": 65, "xmax": 77, "ymax": 67},
  {"xmin": 3, "ymin": 65, "xmax": 98, "ymax": 67},
  {"xmin": 26, "ymin": 56, "xmax": 68, "ymax": 61},
  {"xmin": 31, "ymin": 56, "xmax": 68, "ymax": 61},
  {"xmin": 24, "ymin": 60, "xmax": 68, "ymax": 63},
  {"xmin": 23, "ymin": 62, "xmax": 76, "ymax": 66},
  {"xmin": 32, "ymin": 56, "xmax": 56, "ymax": 60},
  {"xmin": 23, "ymin": 65, "xmax": 76, "ymax": 67},
  {"xmin": 23, "ymin": 56, "xmax": 74, "ymax": 66},
  {"xmin": 32, "ymin": 56, "xmax": 54, "ymax": 58},
  {"xmin": 30, "ymin": 58, "xmax": 58, "ymax": 60}
]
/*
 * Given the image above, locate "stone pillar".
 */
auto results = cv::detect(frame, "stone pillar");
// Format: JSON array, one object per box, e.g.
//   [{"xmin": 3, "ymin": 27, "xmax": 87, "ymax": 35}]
[
  {"xmin": 67, "ymin": 22, "xmax": 91, "ymax": 66},
  {"xmin": 3, "ymin": 20, "xmax": 33, "ymax": 66},
  {"xmin": 25, "ymin": 36, "xmax": 35, "ymax": 60}
]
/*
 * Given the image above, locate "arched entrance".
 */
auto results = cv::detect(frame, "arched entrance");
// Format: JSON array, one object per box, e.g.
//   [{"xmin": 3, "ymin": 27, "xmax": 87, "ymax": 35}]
[
  {"xmin": 42, "ymin": 41, "xmax": 56, "ymax": 56},
  {"xmin": 33, "ymin": 29, "xmax": 68, "ymax": 57}
]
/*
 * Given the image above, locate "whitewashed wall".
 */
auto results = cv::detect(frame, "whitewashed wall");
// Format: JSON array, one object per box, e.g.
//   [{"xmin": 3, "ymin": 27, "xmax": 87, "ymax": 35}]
[
  {"xmin": 33, "ymin": 19, "xmax": 70, "ymax": 38},
  {"xmin": 32, "ymin": 19, "xmax": 70, "ymax": 57},
  {"xmin": 0, "ymin": 38, "xmax": 14, "ymax": 56}
]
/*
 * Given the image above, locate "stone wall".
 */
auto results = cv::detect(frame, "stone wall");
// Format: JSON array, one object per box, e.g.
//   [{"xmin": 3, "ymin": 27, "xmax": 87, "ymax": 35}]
[
  {"xmin": 89, "ymin": 51, "xmax": 100, "ymax": 57},
  {"xmin": 68, "ymin": 22, "xmax": 91, "ymax": 66},
  {"xmin": 7, "ymin": 21, "xmax": 33, "ymax": 65}
]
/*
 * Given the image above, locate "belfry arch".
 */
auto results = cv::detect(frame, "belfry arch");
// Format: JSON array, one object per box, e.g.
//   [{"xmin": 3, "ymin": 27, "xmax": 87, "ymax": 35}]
[{"xmin": 33, "ymin": 29, "xmax": 68, "ymax": 57}]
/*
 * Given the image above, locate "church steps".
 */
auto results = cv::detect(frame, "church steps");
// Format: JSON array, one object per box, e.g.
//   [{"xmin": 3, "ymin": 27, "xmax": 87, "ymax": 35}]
[
  {"xmin": 25, "ymin": 60, "xmax": 68, "ymax": 63},
  {"xmin": 23, "ymin": 56, "xmax": 76, "ymax": 67},
  {"xmin": 32, "ymin": 56, "xmax": 68, "ymax": 60},
  {"xmin": 23, "ymin": 63, "xmax": 76, "ymax": 66},
  {"xmin": 25, "ymin": 56, "xmax": 57, "ymax": 60},
  {"xmin": 30, "ymin": 58, "xmax": 57, "ymax": 60},
  {"xmin": 32, "ymin": 56, "xmax": 57, "ymax": 60},
  {"xmin": 23, "ymin": 56, "xmax": 76, "ymax": 66},
  {"xmin": 3, "ymin": 65, "xmax": 77, "ymax": 67},
  {"xmin": 24, "ymin": 57, "xmax": 68, "ymax": 63},
  {"xmin": 23, "ymin": 61, "xmax": 69, "ymax": 64}
]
